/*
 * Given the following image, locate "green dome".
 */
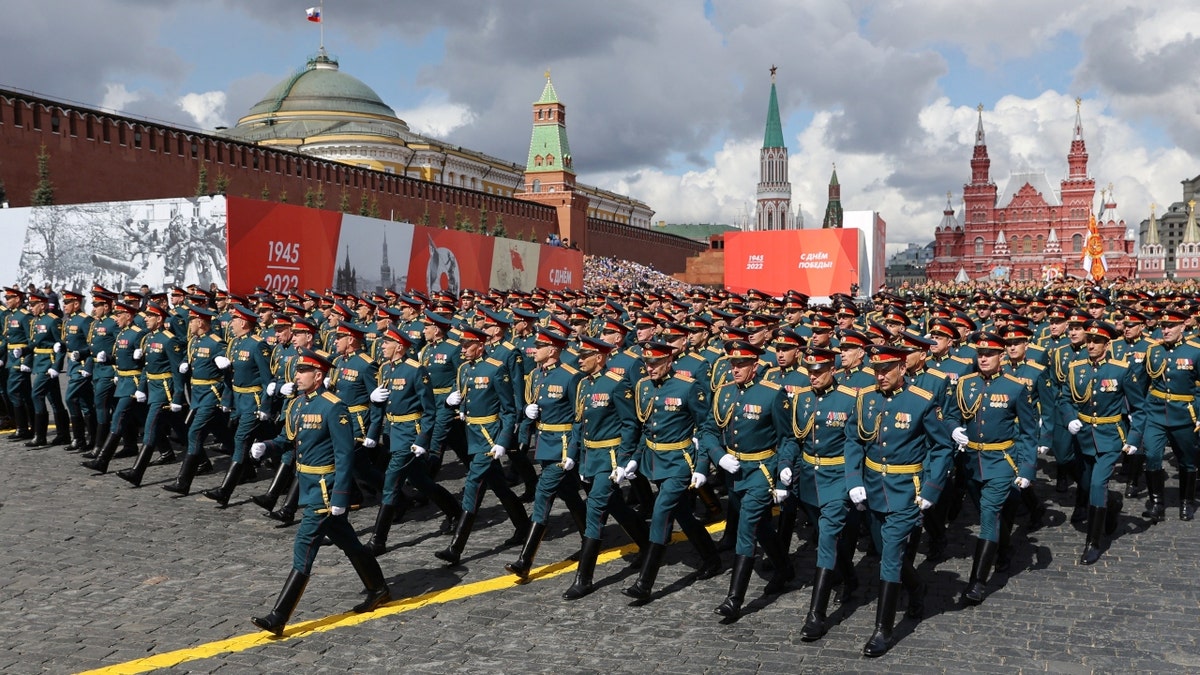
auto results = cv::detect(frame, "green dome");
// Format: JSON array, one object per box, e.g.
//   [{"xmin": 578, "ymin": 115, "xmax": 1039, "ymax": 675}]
[{"xmin": 244, "ymin": 51, "xmax": 397, "ymax": 119}]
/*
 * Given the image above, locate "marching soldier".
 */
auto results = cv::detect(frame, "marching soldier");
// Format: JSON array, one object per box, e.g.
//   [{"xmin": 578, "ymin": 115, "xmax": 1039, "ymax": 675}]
[
  {"xmin": 162, "ymin": 306, "xmax": 228, "ymax": 495},
  {"xmin": 81, "ymin": 301, "xmax": 146, "ymax": 474},
  {"xmin": 710, "ymin": 339, "xmax": 797, "ymax": 619},
  {"xmin": 249, "ymin": 349, "xmax": 391, "ymax": 636},
  {"xmin": 1138, "ymin": 308, "xmax": 1199, "ymax": 523},
  {"xmin": 1061, "ymin": 320, "xmax": 1144, "ymax": 564},
  {"xmin": 113, "ymin": 304, "xmax": 185, "ymax": 485},
  {"xmin": 80, "ymin": 292, "xmax": 119, "ymax": 461},
  {"xmin": 328, "ymin": 321, "xmax": 384, "ymax": 503},
  {"xmin": 60, "ymin": 290, "xmax": 95, "ymax": 452},
  {"xmin": 845, "ymin": 344, "xmax": 954, "ymax": 657},
  {"xmin": 26, "ymin": 292, "xmax": 70, "ymax": 447},
  {"xmin": 5, "ymin": 287, "xmax": 34, "ymax": 441}
]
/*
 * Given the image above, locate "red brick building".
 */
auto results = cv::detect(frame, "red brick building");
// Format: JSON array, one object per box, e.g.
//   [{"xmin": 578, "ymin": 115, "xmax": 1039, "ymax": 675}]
[{"xmin": 928, "ymin": 101, "xmax": 1137, "ymax": 283}]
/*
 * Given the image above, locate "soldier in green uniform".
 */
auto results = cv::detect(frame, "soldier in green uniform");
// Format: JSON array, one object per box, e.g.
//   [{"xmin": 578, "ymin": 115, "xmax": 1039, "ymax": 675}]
[
  {"xmin": 328, "ymin": 321, "xmax": 384, "ymax": 503},
  {"xmin": 1062, "ymin": 320, "xmax": 1144, "ymax": 564},
  {"xmin": 112, "ymin": 304, "xmax": 185, "ymax": 485},
  {"xmin": 5, "ymin": 287, "xmax": 35, "ymax": 441},
  {"xmin": 60, "ymin": 290, "xmax": 95, "ymax": 452},
  {"xmin": 623, "ymin": 341, "xmax": 723, "ymax": 604},
  {"xmin": 259, "ymin": 317, "xmax": 319, "ymax": 524},
  {"xmin": 418, "ymin": 310, "xmax": 465, "ymax": 476},
  {"xmin": 845, "ymin": 344, "xmax": 954, "ymax": 657},
  {"xmin": 1001, "ymin": 323, "xmax": 1053, "ymax": 532},
  {"xmin": 1110, "ymin": 309, "xmax": 1151, "ymax": 497},
  {"xmin": 162, "ymin": 306, "xmax": 228, "ymax": 495},
  {"xmin": 435, "ymin": 325, "xmax": 531, "ymax": 565},
  {"xmin": 948, "ymin": 332, "xmax": 1036, "ymax": 604},
  {"xmin": 81, "ymin": 301, "xmax": 146, "ymax": 473},
  {"xmin": 710, "ymin": 340, "xmax": 797, "ymax": 619},
  {"xmin": 80, "ymin": 292, "xmax": 119, "ymax": 460},
  {"xmin": 364, "ymin": 327, "xmax": 461, "ymax": 554},
  {"xmin": 506, "ymin": 329, "xmax": 587, "ymax": 578},
  {"xmin": 249, "ymin": 349, "xmax": 391, "ymax": 636},
  {"xmin": 1138, "ymin": 308, "xmax": 1199, "ymax": 523},
  {"xmin": 26, "ymin": 292, "xmax": 70, "ymax": 447}
]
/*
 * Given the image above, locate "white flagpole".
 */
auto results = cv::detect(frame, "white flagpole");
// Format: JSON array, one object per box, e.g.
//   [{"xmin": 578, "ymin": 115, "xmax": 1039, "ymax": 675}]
[{"xmin": 319, "ymin": 0, "xmax": 325, "ymax": 50}]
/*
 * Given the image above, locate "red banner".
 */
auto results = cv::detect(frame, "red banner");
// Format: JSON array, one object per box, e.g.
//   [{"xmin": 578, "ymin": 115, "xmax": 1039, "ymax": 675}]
[
  {"xmin": 536, "ymin": 244, "xmax": 584, "ymax": 290},
  {"xmin": 723, "ymin": 229, "xmax": 861, "ymax": 297},
  {"xmin": 226, "ymin": 198, "xmax": 342, "ymax": 293},
  {"xmin": 405, "ymin": 225, "xmax": 495, "ymax": 296}
]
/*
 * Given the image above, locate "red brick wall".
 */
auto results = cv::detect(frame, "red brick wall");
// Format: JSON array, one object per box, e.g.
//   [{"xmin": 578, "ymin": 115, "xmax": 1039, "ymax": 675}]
[{"xmin": 585, "ymin": 217, "xmax": 707, "ymax": 274}]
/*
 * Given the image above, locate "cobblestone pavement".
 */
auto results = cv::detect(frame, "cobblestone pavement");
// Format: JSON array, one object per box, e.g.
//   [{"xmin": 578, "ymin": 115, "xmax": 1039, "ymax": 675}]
[{"xmin": 1, "ymin": 435, "xmax": 1198, "ymax": 674}]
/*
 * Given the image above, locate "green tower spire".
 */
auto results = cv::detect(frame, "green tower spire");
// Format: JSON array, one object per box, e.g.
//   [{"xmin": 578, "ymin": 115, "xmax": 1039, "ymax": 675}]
[
  {"xmin": 822, "ymin": 163, "xmax": 843, "ymax": 229},
  {"xmin": 763, "ymin": 65, "xmax": 785, "ymax": 149},
  {"xmin": 526, "ymin": 70, "xmax": 573, "ymax": 176}
]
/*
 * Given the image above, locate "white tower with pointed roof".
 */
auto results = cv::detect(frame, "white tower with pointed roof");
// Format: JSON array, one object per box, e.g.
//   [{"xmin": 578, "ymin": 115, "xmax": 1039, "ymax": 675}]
[{"xmin": 1140, "ymin": 202, "xmax": 1166, "ymax": 280}]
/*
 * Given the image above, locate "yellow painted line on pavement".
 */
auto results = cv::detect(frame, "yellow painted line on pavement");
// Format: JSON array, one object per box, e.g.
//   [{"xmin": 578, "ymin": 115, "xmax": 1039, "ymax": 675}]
[{"xmin": 79, "ymin": 521, "xmax": 727, "ymax": 675}]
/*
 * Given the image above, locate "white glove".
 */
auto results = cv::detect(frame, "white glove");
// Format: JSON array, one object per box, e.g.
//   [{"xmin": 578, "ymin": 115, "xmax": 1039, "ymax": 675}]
[
  {"xmin": 47, "ymin": 368, "xmax": 58, "ymax": 378},
  {"xmin": 952, "ymin": 426, "xmax": 969, "ymax": 446},
  {"xmin": 178, "ymin": 361, "xmax": 190, "ymax": 374},
  {"xmin": 689, "ymin": 472, "xmax": 707, "ymax": 489},
  {"xmin": 1014, "ymin": 477, "xmax": 1031, "ymax": 489},
  {"xmin": 1122, "ymin": 444, "xmax": 1138, "ymax": 455},
  {"xmin": 250, "ymin": 442, "xmax": 267, "ymax": 459},
  {"xmin": 780, "ymin": 467, "xmax": 793, "ymax": 486},
  {"xmin": 218, "ymin": 405, "xmax": 231, "ymax": 413},
  {"xmin": 773, "ymin": 489, "xmax": 789, "ymax": 504},
  {"xmin": 1068, "ymin": 419, "xmax": 1083, "ymax": 435},
  {"xmin": 254, "ymin": 411, "xmax": 270, "ymax": 421},
  {"xmin": 12, "ymin": 347, "xmax": 22, "ymax": 358},
  {"xmin": 214, "ymin": 355, "xmax": 231, "ymax": 370},
  {"xmin": 1036, "ymin": 445, "xmax": 1049, "ymax": 455},
  {"xmin": 446, "ymin": 390, "xmax": 463, "ymax": 406},
  {"xmin": 323, "ymin": 376, "xmax": 332, "ymax": 389},
  {"xmin": 561, "ymin": 456, "xmax": 576, "ymax": 471},
  {"xmin": 19, "ymin": 365, "xmax": 31, "ymax": 373},
  {"xmin": 624, "ymin": 460, "xmax": 638, "ymax": 478},
  {"xmin": 112, "ymin": 376, "xmax": 118, "ymax": 384},
  {"xmin": 411, "ymin": 444, "xmax": 427, "ymax": 457},
  {"xmin": 279, "ymin": 382, "xmax": 295, "ymax": 396},
  {"xmin": 370, "ymin": 386, "xmax": 390, "ymax": 403},
  {"xmin": 0, "ymin": 359, "xmax": 4, "ymax": 367},
  {"xmin": 133, "ymin": 348, "xmax": 143, "ymax": 360},
  {"xmin": 610, "ymin": 466, "xmax": 627, "ymax": 483},
  {"xmin": 489, "ymin": 444, "xmax": 506, "ymax": 459},
  {"xmin": 524, "ymin": 403, "xmax": 540, "ymax": 419},
  {"xmin": 80, "ymin": 369, "xmax": 90, "ymax": 378},
  {"xmin": 69, "ymin": 351, "xmax": 79, "ymax": 362},
  {"xmin": 849, "ymin": 486, "xmax": 867, "ymax": 509},
  {"xmin": 52, "ymin": 342, "xmax": 61, "ymax": 353},
  {"xmin": 918, "ymin": 497, "xmax": 934, "ymax": 511},
  {"xmin": 718, "ymin": 454, "xmax": 740, "ymax": 474},
  {"xmin": 266, "ymin": 382, "xmax": 277, "ymax": 397},
  {"xmin": 169, "ymin": 403, "xmax": 182, "ymax": 413},
  {"xmin": 330, "ymin": 505, "xmax": 346, "ymax": 516},
  {"xmin": 692, "ymin": 436, "xmax": 699, "ymax": 450},
  {"xmin": 362, "ymin": 437, "xmax": 377, "ymax": 449},
  {"xmin": 95, "ymin": 350, "xmax": 106, "ymax": 363},
  {"xmin": 133, "ymin": 390, "xmax": 147, "ymax": 403}
]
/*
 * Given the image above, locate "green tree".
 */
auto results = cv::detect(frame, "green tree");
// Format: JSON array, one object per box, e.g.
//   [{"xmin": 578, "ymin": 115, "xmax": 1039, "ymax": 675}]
[
  {"xmin": 358, "ymin": 191, "xmax": 370, "ymax": 216},
  {"xmin": 529, "ymin": 230, "xmax": 539, "ymax": 243},
  {"xmin": 214, "ymin": 172, "xmax": 230, "ymax": 195},
  {"xmin": 438, "ymin": 208, "xmax": 447, "ymax": 229},
  {"xmin": 315, "ymin": 187, "xmax": 327, "ymax": 209},
  {"xmin": 31, "ymin": 145, "xmax": 55, "ymax": 206},
  {"xmin": 278, "ymin": 189, "xmax": 288, "ymax": 203},
  {"xmin": 492, "ymin": 214, "xmax": 506, "ymax": 239},
  {"xmin": 260, "ymin": 184, "xmax": 271, "ymax": 200},
  {"xmin": 369, "ymin": 196, "xmax": 381, "ymax": 218},
  {"xmin": 304, "ymin": 188, "xmax": 316, "ymax": 208},
  {"xmin": 0, "ymin": 178, "xmax": 7, "ymax": 205},
  {"xmin": 195, "ymin": 165, "xmax": 209, "ymax": 198},
  {"xmin": 340, "ymin": 190, "xmax": 351, "ymax": 212},
  {"xmin": 479, "ymin": 206, "xmax": 490, "ymax": 235}
]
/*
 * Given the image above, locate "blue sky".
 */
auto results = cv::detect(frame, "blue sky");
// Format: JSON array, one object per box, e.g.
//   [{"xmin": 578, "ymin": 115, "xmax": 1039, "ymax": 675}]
[{"xmin": 3, "ymin": 0, "xmax": 1199, "ymax": 252}]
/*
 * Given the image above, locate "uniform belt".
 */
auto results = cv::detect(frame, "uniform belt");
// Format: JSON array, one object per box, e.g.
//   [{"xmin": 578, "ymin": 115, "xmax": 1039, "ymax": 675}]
[
  {"xmin": 965, "ymin": 440, "xmax": 1015, "ymax": 451},
  {"xmin": 1150, "ymin": 389, "xmax": 1194, "ymax": 402},
  {"xmin": 725, "ymin": 448, "xmax": 775, "ymax": 461},
  {"xmin": 584, "ymin": 437, "xmax": 621, "ymax": 449},
  {"xmin": 802, "ymin": 452, "xmax": 845, "ymax": 466},
  {"xmin": 147, "ymin": 372, "xmax": 173, "ymax": 380},
  {"xmin": 116, "ymin": 369, "xmax": 143, "ymax": 377},
  {"xmin": 297, "ymin": 462, "xmax": 335, "ymax": 475},
  {"xmin": 865, "ymin": 457, "xmax": 922, "ymax": 475},
  {"xmin": 433, "ymin": 386, "xmax": 453, "ymax": 395},
  {"xmin": 466, "ymin": 414, "xmax": 499, "ymax": 425},
  {"xmin": 34, "ymin": 347, "xmax": 53, "ymax": 354},
  {"xmin": 233, "ymin": 384, "xmax": 263, "ymax": 394},
  {"xmin": 191, "ymin": 378, "xmax": 221, "ymax": 386},
  {"xmin": 1077, "ymin": 413, "xmax": 1122, "ymax": 424},
  {"xmin": 646, "ymin": 439, "xmax": 692, "ymax": 452},
  {"xmin": 538, "ymin": 422, "xmax": 573, "ymax": 432},
  {"xmin": 387, "ymin": 412, "xmax": 421, "ymax": 423},
  {"xmin": 347, "ymin": 404, "xmax": 369, "ymax": 413}
]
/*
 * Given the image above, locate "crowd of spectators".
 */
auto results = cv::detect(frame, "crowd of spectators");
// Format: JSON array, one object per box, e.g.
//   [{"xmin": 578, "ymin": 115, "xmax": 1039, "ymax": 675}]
[{"xmin": 582, "ymin": 254, "xmax": 695, "ymax": 295}]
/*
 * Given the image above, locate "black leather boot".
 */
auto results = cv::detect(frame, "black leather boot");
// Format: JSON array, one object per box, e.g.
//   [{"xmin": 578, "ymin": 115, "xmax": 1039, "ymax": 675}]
[
  {"xmin": 1055, "ymin": 463, "xmax": 1070, "ymax": 492},
  {"xmin": 1079, "ymin": 505, "xmax": 1106, "ymax": 565},
  {"xmin": 162, "ymin": 453, "xmax": 202, "ymax": 495},
  {"xmin": 49, "ymin": 406, "xmax": 70, "ymax": 446},
  {"xmin": 64, "ymin": 416, "xmax": 85, "ymax": 451},
  {"xmin": 202, "ymin": 461, "xmax": 245, "ymax": 507},
  {"xmin": 760, "ymin": 528, "xmax": 794, "ymax": 595},
  {"xmin": 7, "ymin": 405, "xmax": 31, "ymax": 441},
  {"xmin": 365, "ymin": 504, "xmax": 396, "ymax": 556},
  {"xmin": 1142, "ymin": 469, "xmax": 1167, "ymax": 523},
  {"xmin": 116, "ymin": 443, "xmax": 156, "ymax": 487},
  {"xmin": 1180, "ymin": 470, "xmax": 1197, "ymax": 522},
  {"xmin": 505, "ymin": 521, "xmax": 547, "ymax": 579},
  {"xmin": 349, "ymin": 550, "xmax": 392, "ymax": 612},
  {"xmin": 81, "ymin": 415, "xmax": 98, "ymax": 454},
  {"xmin": 800, "ymin": 566, "xmax": 837, "ymax": 641},
  {"xmin": 691, "ymin": 527, "xmax": 723, "ymax": 580},
  {"xmin": 962, "ymin": 538, "xmax": 999, "ymax": 605},
  {"xmin": 81, "ymin": 432, "xmax": 121, "ymax": 474},
  {"xmin": 835, "ymin": 528, "xmax": 859, "ymax": 603},
  {"xmin": 251, "ymin": 463, "xmax": 295, "ymax": 511},
  {"xmin": 714, "ymin": 554, "xmax": 754, "ymax": 619},
  {"xmin": 267, "ymin": 481, "xmax": 299, "ymax": 525},
  {"xmin": 563, "ymin": 537, "xmax": 603, "ymax": 600},
  {"xmin": 435, "ymin": 511, "xmax": 476, "ymax": 565},
  {"xmin": 623, "ymin": 542, "xmax": 666, "ymax": 602},
  {"xmin": 862, "ymin": 580, "xmax": 901, "ymax": 657},
  {"xmin": 80, "ymin": 423, "xmax": 108, "ymax": 459},
  {"xmin": 901, "ymin": 564, "xmax": 926, "ymax": 620},
  {"xmin": 775, "ymin": 506, "xmax": 797, "ymax": 556},
  {"xmin": 1124, "ymin": 453, "xmax": 1145, "ymax": 498},
  {"xmin": 716, "ymin": 498, "xmax": 739, "ymax": 552},
  {"xmin": 24, "ymin": 411, "xmax": 49, "ymax": 448},
  {"xmin": 251, "ymin": 570, "xmax": 309, "ymax": 636}
]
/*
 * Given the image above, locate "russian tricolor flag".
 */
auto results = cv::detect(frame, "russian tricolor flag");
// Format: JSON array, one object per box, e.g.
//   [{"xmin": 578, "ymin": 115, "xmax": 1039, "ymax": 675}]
[{"xmin": 306, "ymin": 7, "xmax": 321, "ymax": 22}]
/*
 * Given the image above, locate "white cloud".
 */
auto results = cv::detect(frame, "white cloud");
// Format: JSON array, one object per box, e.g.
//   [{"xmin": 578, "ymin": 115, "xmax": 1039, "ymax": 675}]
[
  {"xmin": 99, "ymin": 83, "xmax": 141, "ymax": 114},
  {"xmin": 178, "ymin": 91, "xmax": 227, "ymax": 130},
  {"xmin": 396, "ymin": 100, "xmax": 477, "ymax": 138}
]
